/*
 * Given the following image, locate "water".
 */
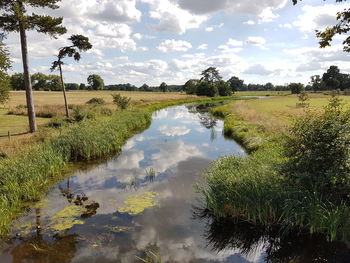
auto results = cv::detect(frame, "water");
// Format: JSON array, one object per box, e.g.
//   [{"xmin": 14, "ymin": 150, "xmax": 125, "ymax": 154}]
[{"xmin": 0, "ymin": 104, "xmax": 349, "ymax": 263}]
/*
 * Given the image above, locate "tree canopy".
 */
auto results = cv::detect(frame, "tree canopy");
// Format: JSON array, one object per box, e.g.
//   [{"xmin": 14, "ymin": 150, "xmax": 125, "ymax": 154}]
[
  {"xmin": 87, "ymin": 74, "xmax": 104, "ymax": 90},
  {"xmin": 0, "ymin": 41, "xmax": 11, "ymax": 104},
  {"xmin": 201, "ymin": 67, "xmax": 222, "ymax": 83}
]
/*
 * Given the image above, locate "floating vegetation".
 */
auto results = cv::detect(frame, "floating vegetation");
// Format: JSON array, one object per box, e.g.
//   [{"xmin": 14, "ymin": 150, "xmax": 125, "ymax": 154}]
[
  {"xmin": 104, "ymin": 225, "xmax": 133, "ymax": 233},
  {"xmin": 130, "ymin": 176, "xmax": 137, "ymax": 188},
  {"xmin": 49, "ymin": 205, "xmax": 86, "ymax": 231},
  {"xmin": 118, "ymin": 192, "xmax": 159, "ymax": 215},
  {"xmin": 13, "ymin": 221, "xmax": 36, "ymax": 236},
  {"xmin": 145, "ymin": 168, "xmax": 156, "ymax": 182}
]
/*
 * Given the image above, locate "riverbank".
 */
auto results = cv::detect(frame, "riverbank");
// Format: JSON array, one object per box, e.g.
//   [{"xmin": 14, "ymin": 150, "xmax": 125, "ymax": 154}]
[
  {"xmin": 203, "ymin": 96, "xmax": 350, "ymax": 241},
  {"xmin": 0, "ymin": 95, "xmax": 237, "ymax": 234}
]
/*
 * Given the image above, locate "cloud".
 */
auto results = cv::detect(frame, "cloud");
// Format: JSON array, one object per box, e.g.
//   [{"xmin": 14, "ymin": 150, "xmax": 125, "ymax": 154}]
[
  {"xmin": 141, "ymin": 0, "xmax": 207, "ymax": 34},
  {"xmin": 293, "ymin": 3, "xmax": 350, "ymax": 32},
  {"xmin": 157, "ymin": 39, "xmax": 193, "ymax": 52},
  {"xmin": 279, "ymin": 23, "xmax": 292, "ymax": 29},
  {"xmin": 244, "ymin": 64, "xmax": 273, "ymax": 75},
  {"xmin": 244, "ymin": 20, "xmax": 255, "ymax": 25},
  {"xmin": 246, "ymin": 36, "xmax": 267, "ymax": 48},
  {"xmin": 158, "ymin": 125, "xmax": 191, "ymax": 136},
  {"xmin": 197, "ymin": 44, "xmax": 208, "ymax": 50}
]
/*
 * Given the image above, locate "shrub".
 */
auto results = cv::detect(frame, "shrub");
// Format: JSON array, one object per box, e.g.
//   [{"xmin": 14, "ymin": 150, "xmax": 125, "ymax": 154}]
[
  {"xmin": 112, "ymin": 94, "xmax": 131, "ymax": 110},
  {"xmin": 196, "ymin": 82, "xmax": 219, "ymax": 97},
  {"xmin": 86, "ymin": 97, "xmax": 105, "ymax": 105},
  {"xmin": 283, "ymin": 97, "xmax": 350, "ymax": 199}
]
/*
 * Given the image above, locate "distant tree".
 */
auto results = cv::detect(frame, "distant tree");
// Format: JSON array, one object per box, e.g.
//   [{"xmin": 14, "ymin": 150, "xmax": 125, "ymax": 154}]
[
  {"xmin": 228, "ymin": 76, "xmax": 244, "ymax": 92},
  {"xmin": 183, "ymin": 79, "xmax": 199, "ymax": 94},
  {"xmin": 47, "ymin": 75, "xmax": 61, "ymax": 91},
  {"xmin": 32, "ymin": 72, "xmax": 48, "ymax": 91},
  {"xmin": 10, "ymin": 73, "xmax": 25, "ymax": 90},
  {"xmin": 289, "ymin": 83, "xmax": 304, "ymax": 94},
  {"xmin": 51, "ymin": 35, "xmax": 92, "ymax": 118},
  {"xmin": 322, "ymin": 65, "xmax": 341, "ymax": 90},
  {"xmin": 139, "ymin": 83, "xmax": 151, "ymax": 91},
  {"xmin": 339, "ymin": 73, "xmax": 350, "ymax": 90},
  {"xmin": 0, "ymin": 0, "xmax": 67, "ymax": 132},
  {"xmin": 310, "ymin": 75, "xmax": 325, "ymax": 93},
  {"xmin": 217, "ymin": 80, "xmax": 232, "ymax": 96},
  {"xmin": 79, "ymin": 83, "xmax": 86, "ymax": 90},
  {"xmin": 264, "ymin": 82, "xmax": 275, "ymax": 90},
  {"xmin": 201, "ymin": 67, "xmax": 222, "ymax": 83},
  {"xmin": 196, "ymin": 82, "xmax": 219, "ymax": 97},
  {"xmin": 293, "ymin": 0, "xmax": 349, "ymax": 52},
  {"xmin": 0, "ymin": 41, "xmax": 11, "ymax": 104},
  {"xmin": 65, "ymin": 83, "xmax": 79, "ymax": 90},
  {"xmin": 159, "ymin": 82, "xmax": 168, "ymax": 92},
  {"xmin": 87, "ymin": 74, "xmax": 104, "ymax": 90}
]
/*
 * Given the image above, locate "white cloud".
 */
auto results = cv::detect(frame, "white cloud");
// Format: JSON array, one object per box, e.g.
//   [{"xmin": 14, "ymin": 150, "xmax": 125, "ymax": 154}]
[
  {"xmin": 133, "ymin": 33, "xmax": 143, "ymax": 40},
  {"xmin": 141, "ymin": 0, "xmax": 207, "ymax": 34},
  {"xmin": 157, "ymin": 39, "xmax": 193, "ymax": 52},
  {"xmin": 205, "ymin": 26, "xmax": 214, "ymax": 32},
  {"xmin": 244, "ymin": 20, "xmax": 255, "ymax": 25},
  {"xmin": 244, "ymin": 64, "xmax": 273, "ymax": 75},
  {"xmin": 158, "ymin": 125, "xmax": 191, "ymax": 136},
  {"xmin": 227, "ymin": 38, "xmax": 243, "ymax": 47},
  {"xmin": 197, "ymin": 44, "xmax": 208, "ymax": 50},
  {"xmin": 246, "ymin": 36, "xmax": 267, "ymax": 48},
  {"xmin": 293, "ymin": 4, "xmax": 350, "ymax": 32},
  {"xmin": 258, "ymin": 7, "xmax": 279, "ymax": 23},
  {"xmin": 279, "ymin": 23, "xmax": 292, "ymax": 29}
]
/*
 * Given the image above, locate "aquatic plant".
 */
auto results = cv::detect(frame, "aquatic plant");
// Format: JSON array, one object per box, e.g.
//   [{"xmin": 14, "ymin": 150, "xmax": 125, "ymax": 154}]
[
  {"xmin": 145, "ymin": 168, "xmax": 156, "ymax": 182},
  {"xmin": 118, "ymin": 191, "xmax": 159, "ymax": 215}
]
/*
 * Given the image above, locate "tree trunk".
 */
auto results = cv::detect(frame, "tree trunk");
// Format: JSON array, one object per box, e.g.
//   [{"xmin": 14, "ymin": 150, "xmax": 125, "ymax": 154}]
[
  {"xmin": 19, "ymin": 11, "xmax": 37, "ymax": 133},
  {"xmin": 59, "ymin": 63, "xmax": 70, "ymax": 118}
]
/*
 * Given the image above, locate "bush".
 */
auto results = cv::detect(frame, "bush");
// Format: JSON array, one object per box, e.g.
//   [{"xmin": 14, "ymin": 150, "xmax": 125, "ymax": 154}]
[
  {"xmin": 196, "ymin": 82, "xmax": 219, "ymax": 97},
  {"xmin": 217, "ymin": 81, "xmax": 232, "ymax": 96},
  {"xmin": 283, "ymin": 97, "xmax": 350, "ymax": 199},
  {"xmin": 112, "ymin": 94, "xmax": 131, "ymax": 110},
  {"xmin": 86, "ymin": 97, "xmax": 105, "ymax": 105}
]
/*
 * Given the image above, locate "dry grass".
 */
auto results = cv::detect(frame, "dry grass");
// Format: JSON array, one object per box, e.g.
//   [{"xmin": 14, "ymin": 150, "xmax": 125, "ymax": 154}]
[{"xmin": 231, "ymin": 94, "xmax": 350, "ymax": 134}]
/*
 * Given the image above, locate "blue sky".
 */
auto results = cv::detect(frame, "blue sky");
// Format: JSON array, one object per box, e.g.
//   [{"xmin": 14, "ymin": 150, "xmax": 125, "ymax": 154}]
[{"xmin": 4, "ymin": 0, "xmax": 350, "ymax": 86}]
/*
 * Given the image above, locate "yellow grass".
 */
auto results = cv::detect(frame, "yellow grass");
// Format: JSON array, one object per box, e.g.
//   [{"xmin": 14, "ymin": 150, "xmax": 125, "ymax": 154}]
[{"xmin": 231, "ymin": 94, "xmax": 350, "ymax": 133}]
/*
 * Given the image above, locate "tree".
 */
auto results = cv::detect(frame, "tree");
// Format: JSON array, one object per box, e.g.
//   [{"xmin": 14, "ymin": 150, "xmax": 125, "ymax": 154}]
[
  {"xmin": 139, "ymin": 83, "xmax": 151, "ymax": 91},
  {"xmin": 217, "ymin": 80, "xmax": 232, "ymax": 96},
  {"xmin": 87, "ymin": 74, "xmax": 104, "ymax": 90},
  {"xmin": 10, "ymin": 73, "xmax": 24, "ymax": 90},
  {"xmin": 310, "ymin": 75, "xmax": 325, "ymax": 93},
  {"xmin": 51, "ymin": 35, "xmax": 92, "ymax": 118},
  {"xmin": 32, "ymin": 72, "xmax": 48, "ymax": 91},
  {"xmin": 196, "ymin": 82, "xmax": 219, "ymax": 97},
  {"xmin": 322, "ymin": 65, "xmax": 341, "ymax": 90},
  {"xmin": 183, "ymin": 79, "xmax": 199, "ymax": 94},
  {"xmin": 159, "ymin": 82, "xmax": 168, "ymax": 92},
  {"xmin": 289, "ymin": 83, "xmax": 304, "ymax": 94},
  {"xmin": 293, "ymin": 0, "xmax": 349, "ymax": 52},
  {"xmin": 201, "ymin": 67, "xmax": 222, "ymax": 83},
  {"xmin": 0, "ymin": 0, "xmax": 67, "ymax": 132},
  {"xmin": 228, "ymin": 76, "xmax": 244, "ymax": 93},
  {"xmin": 0, "ymin": 41, "xmax": 11, "ymax": 104},
  {"xmin": 79, "ymin": 83, "xmax": 86, "ymax": 90}
]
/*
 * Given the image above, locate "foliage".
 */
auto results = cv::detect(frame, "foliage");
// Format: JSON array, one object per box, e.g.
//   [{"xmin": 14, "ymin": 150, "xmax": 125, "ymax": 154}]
[
  {"xmin": 283, "ymin": 97, "xmax": 350, "ymax": 198},
  {"xmin": 87, "ymin": 74, "xmax": 104, "ymax": 90},
  {"xmin": 297, "ymin": 90, "xmax": 309, "ymax": 107},
  {"xmin": 0, "ymin": 41, "xmax": 11, "ymax": 104},
  {"xmin": 293, "ymin": 0, "xmax": 349, "ymax": 52},
  {"xmin": 159, "ymin": 82, "xmax": 168, "ymax": 92},
  {"xmin": 289, "ymin": 82, "xmax": 304, "ymax": 94},
  {"xmin": 112, "ymin": 93, "xmax": 131, "ymax": 109},
  {"xmin": 86, "ymin": 97, "xmax": 105, "ymax": 105},
  {"xmin": 310, "ymin": 74, "xmax": 325, "ymax": 92},
  {"xmin": 217, "ymin": 80, "xmax": 232, "ymax": 96},
  {"xmin": 196, "ymin": 82, "xmax": 219, "ymax": 97},
  {"xmin": 183, "ymin": 79, "xmax": 199, "ymax": 94},
  {"xmin": 201, "ymin": 67, "xmax": 222, "ymax": 83},
  {"xmin": 228, "ymin": 76, "xmax": 244, "ymax": 93}
]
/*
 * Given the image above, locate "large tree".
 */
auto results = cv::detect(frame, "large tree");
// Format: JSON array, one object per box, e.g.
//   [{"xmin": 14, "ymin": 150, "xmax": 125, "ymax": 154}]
[
  {"xmin": 310, "ymin": 75, "xmax": 325, "ymax": 93},
  {"xmin": 201, "ymin": 67, "xmax": 222, "ymax": 83},
  {"xmin": 159, "ymin": 82, "xmax": 168, "ymax": 92},
  {"xmin": 0, "ymin": 0, "xmax": 66, "ymax": 132},
  {"xmin": 87, "ymin": 74, "xmax": 104, "ymax": 90},
  {"xmin": 293, "ymin": 0, "xmax": 349, "ymax": 52},
  {"xmin": 0, "ymin": 41, "xmax": 11, "ymax": 104},
  {"xmin": 322, "ymin": 65, "xmax": 341, "ymax": 89},
  {"xmin": 228, "ymin": 76, "xmax": 244, "ymax": 93},
  {"xmin": 51, "ymin": 35, "xmax": 92, "ymax": 118}
]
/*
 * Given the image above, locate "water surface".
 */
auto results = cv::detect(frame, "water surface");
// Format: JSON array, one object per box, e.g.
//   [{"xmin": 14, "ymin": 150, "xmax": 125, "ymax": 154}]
[{"xmin": 1, "ymin": 104, "xmax": 349, "ymax": 263}]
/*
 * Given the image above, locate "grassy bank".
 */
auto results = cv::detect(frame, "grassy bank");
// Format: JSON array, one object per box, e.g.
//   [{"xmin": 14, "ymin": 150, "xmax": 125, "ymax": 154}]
[
  {"xmin": 202, "ymin": 96, "xmax": 350, "ymax": 241},
  {"xmin": 0, "ymin": 110, "xmax": 151, "ymax": 234}
]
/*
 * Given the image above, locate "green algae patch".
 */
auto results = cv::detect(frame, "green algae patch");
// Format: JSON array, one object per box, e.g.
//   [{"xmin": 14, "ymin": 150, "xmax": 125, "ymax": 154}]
[
  {"xmin": 49, "ymin": 205, "xmax": 85, "ymax": 231},
  {"xmin": 118, "ymin": 192, "xmax": 159, "ymax": 215},
  {"xmin": 13, "ymin": 221, "xmax": 36, "ymax": 236}
]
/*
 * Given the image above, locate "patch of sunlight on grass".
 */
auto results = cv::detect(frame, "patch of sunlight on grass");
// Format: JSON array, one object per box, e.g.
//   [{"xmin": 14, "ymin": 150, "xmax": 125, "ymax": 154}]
[{"xmin": 118, "ymin": 191, "xmax": 159, "ymax": 215}]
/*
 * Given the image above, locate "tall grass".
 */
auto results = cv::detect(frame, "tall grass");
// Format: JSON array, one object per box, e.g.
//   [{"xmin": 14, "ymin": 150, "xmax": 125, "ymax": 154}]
[{"xmin": 0, "ymin": 109, "xmax": 151, "ymax": 234}]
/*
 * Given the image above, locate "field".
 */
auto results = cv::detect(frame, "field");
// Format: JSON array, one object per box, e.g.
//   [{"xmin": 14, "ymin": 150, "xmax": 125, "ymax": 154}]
[
  {"xmin": 0, "ymin": 91, "xmax": 198, "ymax": 138},
  {"xmin": 231, "ymin": 93, "xmax": 350, "ymax": 133}
]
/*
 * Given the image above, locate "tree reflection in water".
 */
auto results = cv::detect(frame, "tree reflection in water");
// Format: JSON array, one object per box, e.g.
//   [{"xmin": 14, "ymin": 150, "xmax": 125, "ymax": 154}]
[{"xmin": 194, "ymin": 208, "xmax": 350, "ymax": 263}]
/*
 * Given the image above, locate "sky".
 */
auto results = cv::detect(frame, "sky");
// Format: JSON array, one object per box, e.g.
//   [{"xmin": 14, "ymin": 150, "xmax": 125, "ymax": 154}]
[{"xmin": 3, "ymin": 0, "xmax": 350, "ymax": 86}]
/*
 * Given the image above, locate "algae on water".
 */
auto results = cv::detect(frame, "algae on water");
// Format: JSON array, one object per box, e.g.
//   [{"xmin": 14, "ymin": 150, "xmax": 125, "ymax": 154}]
[
  {"xmin": 117, "ymin": 191, "xmax": 159, "ymax": 215},
  {"xmin": 50, "ymin": 205, "xmax": 86, "ymax": 231}
]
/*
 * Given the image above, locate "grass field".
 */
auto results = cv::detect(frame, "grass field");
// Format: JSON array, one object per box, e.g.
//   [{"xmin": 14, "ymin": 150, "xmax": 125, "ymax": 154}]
[
  {"xmin": 231, "ymin": 93, "xmax": 350, "ymax": 133},
  {"xmin": 235, "ymin": 90, "xmax": 291, "ymax": 96},
  {"xmin": 0, "ymin": 91, "xmax": 198, "ymax": 138}
]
